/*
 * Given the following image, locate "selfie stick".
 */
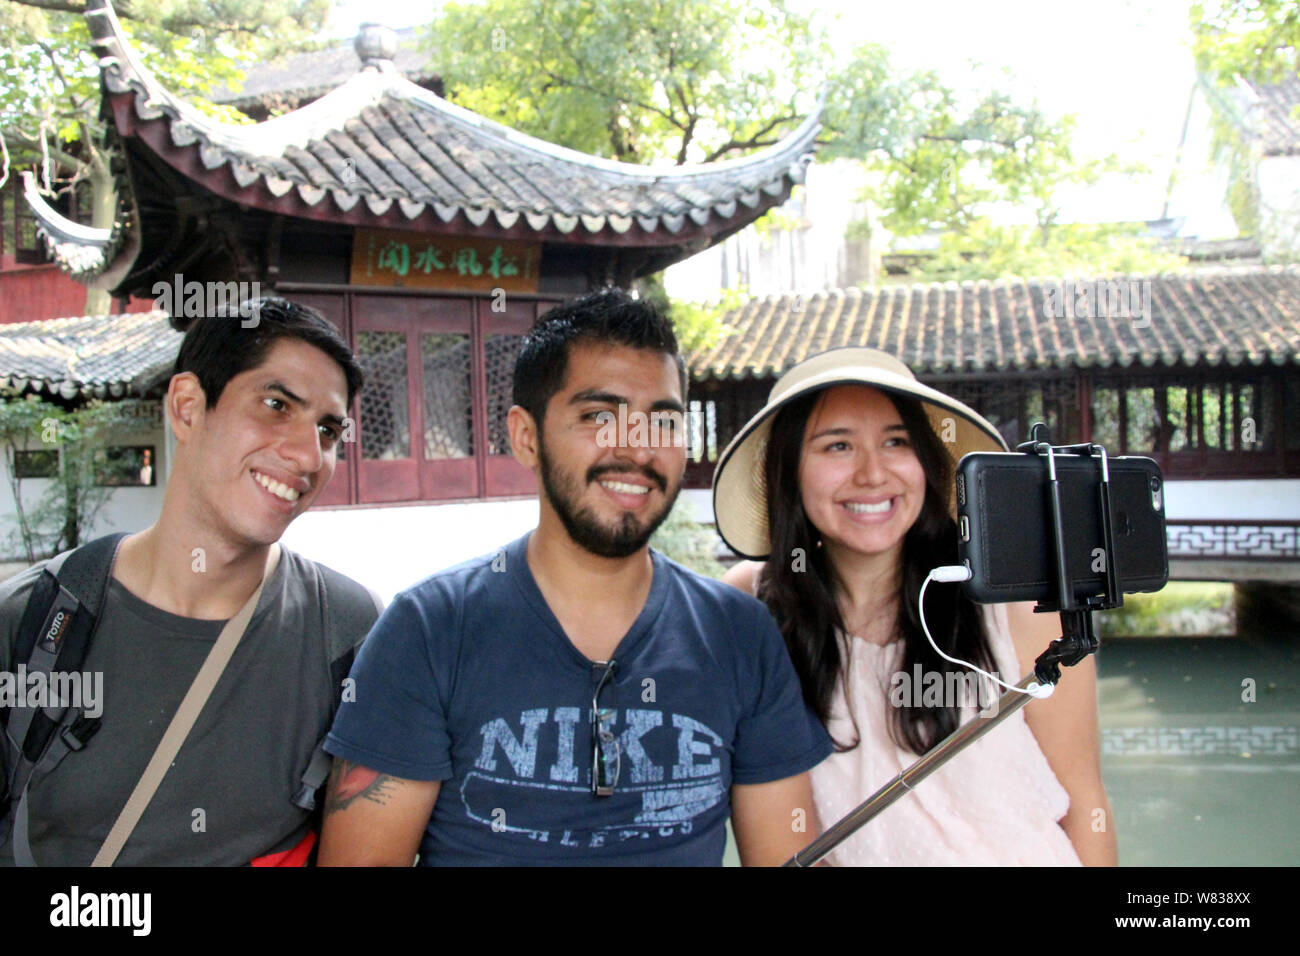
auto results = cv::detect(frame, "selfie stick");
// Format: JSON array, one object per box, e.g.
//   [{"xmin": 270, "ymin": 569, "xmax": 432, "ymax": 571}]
[{"xmin": 784, "ymin": 423, "xmax": 1122, "ymax": 867}]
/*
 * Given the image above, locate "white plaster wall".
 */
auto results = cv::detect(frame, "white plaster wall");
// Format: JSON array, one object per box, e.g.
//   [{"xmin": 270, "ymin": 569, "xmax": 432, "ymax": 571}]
[
  {"xmin": 1258, "ymin": 155, "xmax": 1300, "ymax": 262},
  {"xmin": 280, "ymin": 497, "xmax": 543, "ymax": 602},
  {"xmin": 0, "ymin": 423, "xmax": 169, "ymax": 561},
  {"xmin": 1162, "ymin": 479, "xmax": 1300, "ymax": 521},
  {"xmin": 663, "ymin": 160, "xmax": 874, "ymax": 301}
]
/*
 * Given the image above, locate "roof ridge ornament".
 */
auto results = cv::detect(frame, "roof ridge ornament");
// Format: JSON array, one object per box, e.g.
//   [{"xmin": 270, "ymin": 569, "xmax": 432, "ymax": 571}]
[{"xmin": 355, "ymin": 23, "xmax": 399, "ymax": 71}]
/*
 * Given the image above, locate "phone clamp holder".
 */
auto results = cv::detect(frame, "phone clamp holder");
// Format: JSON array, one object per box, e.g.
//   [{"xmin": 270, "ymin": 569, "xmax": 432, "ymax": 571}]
[
  {"xmin": 784, "ymin": 422, "xmax": 1116, "ymax": 867},
  {"xmin": 1015, "ymin": 421, "xmax": 1121, "ymax": 685}
]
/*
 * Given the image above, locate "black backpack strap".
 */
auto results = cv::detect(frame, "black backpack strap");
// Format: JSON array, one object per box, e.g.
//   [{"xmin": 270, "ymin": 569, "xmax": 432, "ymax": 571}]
[
  {"xmin": 293, "ymin": 562, "xmax": 376, "ymax": 813},
  {"xmin": 293, "ymin": 645, "xmax": 358, "ymax": 812},
  {"xmin": 3, "ymin": 533, "xmax": 126, "ymax": 865},
  {"xmin": 6, "ymin": 534, "xmax": 126, "ymax": 765},
  {"xmin": 10, "ymin": 712, "xmax": 102, "ymax": 866}
]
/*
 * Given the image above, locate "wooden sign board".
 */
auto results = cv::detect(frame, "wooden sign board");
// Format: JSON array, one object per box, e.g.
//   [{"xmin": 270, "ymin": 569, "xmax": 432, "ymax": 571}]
[{"xmin": 350, "ymin": 228, "xmax": 540, "ymax": 293}]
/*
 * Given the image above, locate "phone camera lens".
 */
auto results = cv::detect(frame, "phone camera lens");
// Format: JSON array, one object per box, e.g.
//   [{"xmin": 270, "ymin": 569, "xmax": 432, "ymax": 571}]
[{"xmin": 1149, "ymin": 476, "xmax": 1161, "ymax": 491}]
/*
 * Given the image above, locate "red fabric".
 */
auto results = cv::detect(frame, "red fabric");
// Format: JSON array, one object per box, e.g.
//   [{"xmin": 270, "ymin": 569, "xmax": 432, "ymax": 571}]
[{"xmin": 250, "ymin": 829, "xmax": 317, "ymax": 867}]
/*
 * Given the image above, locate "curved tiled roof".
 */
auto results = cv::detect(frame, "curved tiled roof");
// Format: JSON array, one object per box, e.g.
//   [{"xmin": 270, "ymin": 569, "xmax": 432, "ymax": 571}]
[
  {"xmin": 1232, "ymin": 77, "xmax": 1300, "ymax": 158},
  {"xmin": 0, "ymin": 311, "xmax": 179, "ymax": 400},
  {"xmin": 82, "ymin": 0, "xmax": 819, "ymax": 239},
  {"xmin": 691, "ymin": 266, "xmax": 1300, "ymax": 380},
  {"xmin": 21, "ymin": 173, "xmax": 123, "ymax": 282}
]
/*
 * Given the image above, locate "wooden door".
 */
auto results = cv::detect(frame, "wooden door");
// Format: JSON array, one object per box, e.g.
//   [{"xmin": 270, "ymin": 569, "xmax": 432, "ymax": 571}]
[{"xmin": 352, "ymin": 294, "xmax": 478, "ymax": 503}]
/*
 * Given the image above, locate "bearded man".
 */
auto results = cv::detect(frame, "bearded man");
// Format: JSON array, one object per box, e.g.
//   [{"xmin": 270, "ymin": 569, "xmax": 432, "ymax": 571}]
[{"xmin": 319, "ymin": 288, "xmax": 831, "ymax": 866}]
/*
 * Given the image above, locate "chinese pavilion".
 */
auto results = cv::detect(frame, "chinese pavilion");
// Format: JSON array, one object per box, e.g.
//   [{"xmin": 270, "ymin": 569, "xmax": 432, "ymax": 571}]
[{"xmin": 24, "ymin": 0, "xmax": 820, "ymax": 507}]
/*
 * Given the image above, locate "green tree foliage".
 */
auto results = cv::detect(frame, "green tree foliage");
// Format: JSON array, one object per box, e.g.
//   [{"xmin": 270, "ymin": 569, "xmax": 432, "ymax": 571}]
[
  {"xmin": 665, "ymin": 286, "xmax": 748, "ymax": 357},
  {"xmin": 0, "ymin": 0, "xmax": 327, "ymax": 311},
  {"xmin": 1191, "ymin": 1, "xmax": 1299, "ymax": 241},
  {"xmin": 427, "ymin": 3, "xmax": 1185, "ymax": 284},
  {"xmin": 1191, "ymin": 0, "xmax": 1300, "ymax": 86},
  {"xmin": 426, "ymin": 0, "xmax": 825, "ymax": 165},
  {"xmin": 650, "ymin": 500, "xmax": 724, "ymax": 578},
  {"xmin": 0, "ymin": 392, "xmax": 148, "ymax": 561},
  {"xmin": 859, "ymin": 96, "xmax": 1187, "ymax": 281}
]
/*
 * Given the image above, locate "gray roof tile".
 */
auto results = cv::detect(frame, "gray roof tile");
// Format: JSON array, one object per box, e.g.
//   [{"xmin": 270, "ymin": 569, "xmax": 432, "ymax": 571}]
[
  {"xmin": 692, "ymin": 267, "xmax": 1300, "ymax": 381},
  {"xmin": 0, "ymin": 312, "xmax": 179, "ymax": 400}
]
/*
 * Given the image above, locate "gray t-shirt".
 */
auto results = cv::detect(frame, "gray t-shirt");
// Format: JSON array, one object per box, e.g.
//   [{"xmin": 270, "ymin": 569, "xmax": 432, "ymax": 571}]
[{"xmin": 0, "ymin": 547, "xmax": 380, "ymax": 866}]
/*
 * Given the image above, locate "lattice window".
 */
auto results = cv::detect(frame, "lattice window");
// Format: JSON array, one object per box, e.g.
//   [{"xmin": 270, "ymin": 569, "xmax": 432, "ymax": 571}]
[
  {"xmin": 1125, "ymin": 386, "xmax": 1159, "ymax": 452},
  {"xmin": 357, "ymin": 331, "xmax": 410, "ymax": 460},
  {"xmin": 1166, "ymin": 522, "xmax": 1299, "ymax": 558},
  {"xmin": 1094, "ymin": 375, "xmax": 1279, "ymax": 456},
  {"xmin": 421, "ymin": 333, "xmax": 473, "ymax": 459},
  {"xmin": 485, "ymin": 333, "xmax": 524, "ymax": 455},
  {"xmin": 1166, "ymin": 386, "xmax": 1192, "ymax": 452},
  {"xmin": 1092, "ymin": 386, "xmax": 1121, "ymax": 450},
  {"xmin": 4, "ymin": 172, "xmax": 61, "ymax": 264},
  {"xmin": 1203, "ymin": 382, "xmax": 1226, "ymax": 450}
]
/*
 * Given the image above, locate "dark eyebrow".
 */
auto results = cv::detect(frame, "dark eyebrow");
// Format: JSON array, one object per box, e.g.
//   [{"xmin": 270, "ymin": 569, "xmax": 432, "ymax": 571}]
[
  {"xmin": 265, "ymin": 382, "xmax": 345, "ymax": 429},
  {"xmin": 809, "ymin": 426, "xmax": 853, "ymax": 441},
  {"xmin": 265, "ymin": 382, "xmax": 305, "ymax": 406},
  {"xmin": 570, "ymin": 390, "xmax": 684, "ymax": 416},
  {"xmin": 569, "ymin": 389, "xmax": 627, "ymax": 406},
  {"xmin": 809, "ymin": 423, "xmax": 906, "ymax": 441}
]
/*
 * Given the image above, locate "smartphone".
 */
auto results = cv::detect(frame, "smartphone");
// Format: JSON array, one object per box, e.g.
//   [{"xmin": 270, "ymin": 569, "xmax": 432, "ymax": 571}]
[{"xmin": 955, "ymin": 451, "xmax": 1169, "ymax": 605}]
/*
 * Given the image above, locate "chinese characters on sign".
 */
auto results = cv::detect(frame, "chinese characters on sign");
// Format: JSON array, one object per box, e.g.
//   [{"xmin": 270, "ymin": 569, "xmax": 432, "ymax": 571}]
[{"xmin": 350, "ymin": 229, "xmax": 540, "ymax": 293}]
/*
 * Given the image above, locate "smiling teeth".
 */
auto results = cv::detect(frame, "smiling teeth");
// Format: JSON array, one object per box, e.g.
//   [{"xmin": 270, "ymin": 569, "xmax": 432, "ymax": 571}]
[
  {"xmin": 254, "ymin": 471, "xmax": 300, "ymax": 502},
  {"xmin": 601, "ymin": 480, "xmax": 649, "ymax": 495},
  {"xmin": 846, "ymin": 500, "xmax": 890, "ymax": 514}
]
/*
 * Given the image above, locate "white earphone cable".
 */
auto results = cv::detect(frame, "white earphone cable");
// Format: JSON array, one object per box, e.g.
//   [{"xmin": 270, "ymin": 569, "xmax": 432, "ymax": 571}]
[{"xmin": 919, "ymin": 566, "xmax": 1055, "ymax": 700}]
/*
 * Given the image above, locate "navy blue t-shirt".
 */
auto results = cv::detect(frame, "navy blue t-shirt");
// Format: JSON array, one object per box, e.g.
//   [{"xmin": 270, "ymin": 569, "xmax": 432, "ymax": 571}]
[{"xmin": 325, "ymin": 533, "xmax": 832, "ymax": 865}]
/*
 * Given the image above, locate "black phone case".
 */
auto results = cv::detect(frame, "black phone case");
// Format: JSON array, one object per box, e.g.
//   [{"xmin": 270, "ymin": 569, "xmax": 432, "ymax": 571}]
[{"xmin": 956, "ymin": 452, "xmax": 1169, "ymax": 605}]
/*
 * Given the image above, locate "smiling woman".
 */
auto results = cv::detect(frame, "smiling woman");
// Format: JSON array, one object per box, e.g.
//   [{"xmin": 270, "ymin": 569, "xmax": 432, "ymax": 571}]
[{"xmin": 716, "ymin": 347, "xmax": 1117, "ymax": 866}]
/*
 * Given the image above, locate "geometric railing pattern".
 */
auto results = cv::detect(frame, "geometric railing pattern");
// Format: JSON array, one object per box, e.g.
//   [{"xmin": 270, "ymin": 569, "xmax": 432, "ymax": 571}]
[{"xmin": 1166, "ymin": 521, "xmax": 1300, "ymax": 560}]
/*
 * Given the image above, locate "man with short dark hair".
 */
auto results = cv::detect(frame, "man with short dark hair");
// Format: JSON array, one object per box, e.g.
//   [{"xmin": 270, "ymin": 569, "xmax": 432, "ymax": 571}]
[
  {"xmin": 0, "ymin": 296, "xmax": 380, "ymax": 865},
  {"xmin": 320, "ymin": 288, "xmax": 831, "ymax": 866}
]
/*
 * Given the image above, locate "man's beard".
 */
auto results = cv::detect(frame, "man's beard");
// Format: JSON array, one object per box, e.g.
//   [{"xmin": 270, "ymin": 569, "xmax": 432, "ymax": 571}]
[{"xmin": 537, "ymin": 441, "xmax": 679, "ymax": 559}]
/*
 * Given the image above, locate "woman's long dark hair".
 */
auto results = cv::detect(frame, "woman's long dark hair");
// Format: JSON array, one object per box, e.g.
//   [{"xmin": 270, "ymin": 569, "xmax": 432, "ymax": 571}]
[{"xmin": 756, "ymin": 388, "xmax": 998, "ymax": 756}]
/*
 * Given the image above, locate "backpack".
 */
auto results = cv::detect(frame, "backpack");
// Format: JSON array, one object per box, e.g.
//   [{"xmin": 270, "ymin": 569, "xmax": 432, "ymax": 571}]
[{"xmin": 0, "ymin": 533, "xmax": 361, "ymax": 866}]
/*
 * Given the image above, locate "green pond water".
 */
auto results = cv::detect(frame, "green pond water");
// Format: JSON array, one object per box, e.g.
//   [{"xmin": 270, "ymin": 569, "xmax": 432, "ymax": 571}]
[{"xmin": 1098, "ymin": 633, "xmax": 1299, "ymax": 866}]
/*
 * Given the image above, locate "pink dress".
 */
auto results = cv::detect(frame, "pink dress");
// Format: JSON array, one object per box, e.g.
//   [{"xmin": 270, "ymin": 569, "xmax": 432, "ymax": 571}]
[{"xmin": 811, "ymin": 603, "xmax": 1082, "ymax": 866}]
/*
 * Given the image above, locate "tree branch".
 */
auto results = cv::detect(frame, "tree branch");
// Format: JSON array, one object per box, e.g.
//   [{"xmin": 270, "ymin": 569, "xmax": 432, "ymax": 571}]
[
  {"xmin": 538, "ymin": 67, "xmax": 682, "ymax": 128},
  {"xmin": 919, "ymin": 133, "xmax": 1021, "ymax": 150},
  {"xmin": 700, "ymin": 112, "xmax": 799, "ymax": 163}
]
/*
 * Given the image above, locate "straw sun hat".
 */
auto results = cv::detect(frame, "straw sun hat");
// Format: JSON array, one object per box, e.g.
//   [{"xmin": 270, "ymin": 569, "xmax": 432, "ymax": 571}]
[{"xmin": 711, "ymin": 347, "xmax": 1008, "ymax": 560}]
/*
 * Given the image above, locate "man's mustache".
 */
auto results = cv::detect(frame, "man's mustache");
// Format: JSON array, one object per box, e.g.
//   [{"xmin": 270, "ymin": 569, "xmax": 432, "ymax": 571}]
[{"xmin": 587, "ymin": 464, "xmax": 667, "ymax": 493}]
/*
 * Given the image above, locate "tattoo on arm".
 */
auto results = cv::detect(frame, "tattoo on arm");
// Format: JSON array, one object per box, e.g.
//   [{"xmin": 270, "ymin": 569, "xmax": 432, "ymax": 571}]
[{"xmin": 325, "ymin": 759, "xmax": 397, "ymax": 815}]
